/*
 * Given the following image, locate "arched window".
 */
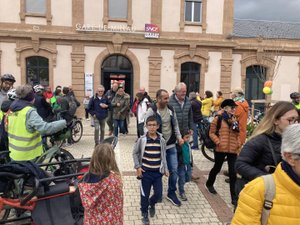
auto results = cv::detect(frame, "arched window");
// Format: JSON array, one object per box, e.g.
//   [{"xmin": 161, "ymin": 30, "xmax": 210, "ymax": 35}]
[
  {"xmin": 245, "ymin": 65, "xmax": 266, "ymax": 110},
  {"xmin": 26, "ymin": 56, "xmax": 49, "ymax": 86},
  {"xmin": 180, "ymin": 62, "xmax": 200, "ymax": 94}
]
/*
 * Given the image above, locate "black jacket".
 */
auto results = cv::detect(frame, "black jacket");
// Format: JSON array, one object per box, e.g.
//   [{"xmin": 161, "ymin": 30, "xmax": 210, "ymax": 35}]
[
  {"xmin": 190, "ymin": 97, "xmax": 202, "ymax": 123},
  {"xmin": 34, "ymin": 94, "xmax": 54, "ymax": 121},
  {"xmin": 235, "ymin": 132, "xmax": 282, "ymax": 181}
]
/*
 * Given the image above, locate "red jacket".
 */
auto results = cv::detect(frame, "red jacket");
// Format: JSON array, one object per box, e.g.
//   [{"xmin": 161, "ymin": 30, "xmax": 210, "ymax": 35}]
[{"xmin": 78, "ymin": 172, "xmax": 123, "ymax": 225}]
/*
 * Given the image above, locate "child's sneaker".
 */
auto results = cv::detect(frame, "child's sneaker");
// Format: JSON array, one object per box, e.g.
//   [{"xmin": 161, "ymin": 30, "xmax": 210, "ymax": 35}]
[
  {"xmin": 179, "ymin": 193, "xmax": 187, "ymax": 201},
  {"xmin": 149, "ymin": 205, "xmax": 155, "ymax": 217},
  {"xmin": 141, "ymin": 212, "xmax": 150, "ymax": 225}
]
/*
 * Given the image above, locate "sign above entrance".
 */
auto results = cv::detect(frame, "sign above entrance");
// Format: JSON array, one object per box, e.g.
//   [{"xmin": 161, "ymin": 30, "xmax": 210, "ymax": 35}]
[
  {"xmin": 110, "ymin": 74, "xmax": 126, "ymax": 79},
  {"xmin": 144, "ymin": 24, "xmax": 160, "ymax": 39},
  {"xmin": 76, "ymin": 23, "xmax": 138, "ymax": 34}
]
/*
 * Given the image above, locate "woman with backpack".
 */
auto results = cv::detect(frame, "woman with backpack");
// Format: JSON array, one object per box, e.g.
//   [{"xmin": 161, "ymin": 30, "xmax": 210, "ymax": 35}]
[
  {"xmin": 231, "ymin": 124, "xmax": 300, "ymax": 225},
  {"xmin": 205, "ymin": 99, "xmax": 241, "ymax": 206}
]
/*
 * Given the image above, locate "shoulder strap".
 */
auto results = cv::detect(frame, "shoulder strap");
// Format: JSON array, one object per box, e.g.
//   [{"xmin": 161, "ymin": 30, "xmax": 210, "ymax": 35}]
[
  {"xmin": 261, "ymin": 174, "xmax": 276, "ymax": 225},
  {"xmin": 266, "ymin": 137, "xmax": 278, "ymax": 166}
]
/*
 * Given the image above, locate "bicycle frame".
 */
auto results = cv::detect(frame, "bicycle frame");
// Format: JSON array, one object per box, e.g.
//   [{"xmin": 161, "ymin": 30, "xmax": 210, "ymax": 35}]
[{"xmin": 0, "ymin": 160, "xmax": 87, "ymax": 225}]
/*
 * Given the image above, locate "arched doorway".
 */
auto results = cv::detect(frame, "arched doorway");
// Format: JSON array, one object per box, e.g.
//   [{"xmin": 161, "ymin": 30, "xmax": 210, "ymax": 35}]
[
  {"xmin": 245, "ymin": 65, "xmax": 266, "ymax": 111},
  {"xmin": 180, "ymin": 62, "xmax": 201, "ymax": 94},
  {"xmin": 26, "ymin": 56, "xmax": 49, "ymax": 86},
  {"xmin": 101, "ymin": 55, "xmax": 133, "ymax": 98}
]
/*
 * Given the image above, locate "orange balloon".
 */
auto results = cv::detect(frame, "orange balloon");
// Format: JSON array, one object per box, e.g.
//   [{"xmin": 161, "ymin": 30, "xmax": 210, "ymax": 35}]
[{"xmin": 264, "ymin": 80, "xmax": 273, "ymax": 87}]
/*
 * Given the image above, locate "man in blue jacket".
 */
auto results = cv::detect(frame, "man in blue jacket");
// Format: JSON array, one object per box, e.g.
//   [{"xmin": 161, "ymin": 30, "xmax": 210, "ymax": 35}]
[{"xmin": 88, "ymin": 85, "xmax": 109, "ymax": 146}]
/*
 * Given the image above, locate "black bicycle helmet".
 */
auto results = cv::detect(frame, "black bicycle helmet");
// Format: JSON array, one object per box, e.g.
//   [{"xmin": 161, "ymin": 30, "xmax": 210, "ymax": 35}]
[
  {"xmin": 1, "ymin": 74, "xmax": 16, "ymax": 83},
  {"xmin": 290, "ymin": 92, "xmax": 300, "ymax": 99}
]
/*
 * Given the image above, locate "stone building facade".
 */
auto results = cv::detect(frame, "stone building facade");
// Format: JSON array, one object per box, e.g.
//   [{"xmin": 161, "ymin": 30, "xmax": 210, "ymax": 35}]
[{"xmin": 0, "ymin": 0, "xmax": 300, "ymax": 114}]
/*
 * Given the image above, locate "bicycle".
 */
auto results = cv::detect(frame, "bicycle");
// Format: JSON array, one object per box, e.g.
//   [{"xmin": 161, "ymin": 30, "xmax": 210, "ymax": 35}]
[
  {"xmin": 70, "ymin": 116, "xmax": 83, "ymax": 143},
  {"xmin": 192, "ymin": 118, "xmax": 227, "ymax": 162},
  {"xmin": 0, "ymin": 160, "xmax": 87, "ymax": 225}
]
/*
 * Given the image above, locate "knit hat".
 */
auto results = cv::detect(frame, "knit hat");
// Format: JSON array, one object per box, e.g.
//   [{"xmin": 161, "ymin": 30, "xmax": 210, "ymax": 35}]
[{"xmin": 221, "ymin": 99, "xmax": 237, "ymax": 108}]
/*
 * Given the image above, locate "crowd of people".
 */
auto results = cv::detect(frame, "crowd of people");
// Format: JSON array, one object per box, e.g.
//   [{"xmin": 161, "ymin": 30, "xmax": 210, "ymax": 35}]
[
  {"xmin": 1, "ymin": 72, "xmax": 300, "ymax": 225},
  {"xmin": 0, "ymin": 74, "xmax": 80, "ymax": 160}
]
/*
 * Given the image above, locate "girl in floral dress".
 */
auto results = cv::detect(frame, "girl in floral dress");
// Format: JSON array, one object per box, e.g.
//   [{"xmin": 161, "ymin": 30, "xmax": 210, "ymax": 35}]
[{"xmin": 78, "ymin": 144, "xmax": 123, "ymax": 225}]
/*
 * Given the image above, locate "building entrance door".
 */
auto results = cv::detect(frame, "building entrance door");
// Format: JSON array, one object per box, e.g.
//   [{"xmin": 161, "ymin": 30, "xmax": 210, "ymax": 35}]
[
  {"xmin": 180, "ymin": 62, "xmax": 200, "ymax": 94},
  {"xmin": 101, "ymin": 55, "xmax": 133, "ymax": 100},
  {"xmin": 245, "ymin": 65, "xmax": 266, "ymax": 111}
]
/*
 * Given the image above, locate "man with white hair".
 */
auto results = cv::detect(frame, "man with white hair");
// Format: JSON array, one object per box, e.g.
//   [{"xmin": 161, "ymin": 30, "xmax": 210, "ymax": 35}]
[
  {"xmin": 232, "ymin": 123, "xmax": 300, "ymax": 224},
  {"xmin": 169, "ymin": 82, "xmax": 193, "ymax": 136}
]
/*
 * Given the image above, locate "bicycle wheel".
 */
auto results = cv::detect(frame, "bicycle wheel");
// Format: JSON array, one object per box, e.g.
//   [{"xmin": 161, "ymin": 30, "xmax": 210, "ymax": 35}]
[
  {"xmin": 201, "ymin": 145, "xmax": 215, "ymax": 162},
  {"xmin": 54, "ymin": 148, "xmax": 77, "ymax": 174},
  {"xmin": 71, "ymin": 120, "xmax": 83, "ymax": 143}
]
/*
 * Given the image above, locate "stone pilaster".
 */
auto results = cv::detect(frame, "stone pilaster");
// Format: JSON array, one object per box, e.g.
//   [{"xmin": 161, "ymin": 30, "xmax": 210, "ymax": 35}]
[
  {"xmin": 220, "ymin": 50, "xmax": 233, "ymax": 97},
  {"xmin": 148, "ymin": 48, "xmax": 162, "ymax": 99},
  {"xmin": 72, "ymin": 0, "xmax": 84, "ymax": 27},
  {"xmin": 71, "ymin": 44, "xmax": 85, "ymax": 116},
  {"xmin": 151, "ymin": 0, "xmax": 162, "ymax": 27},
  {"xmin": 223, "ymin": 0, "xmax": 234, "ymax": 36}
]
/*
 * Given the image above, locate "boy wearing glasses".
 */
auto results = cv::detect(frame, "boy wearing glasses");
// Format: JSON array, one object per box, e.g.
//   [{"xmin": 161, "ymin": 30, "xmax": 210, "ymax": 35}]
[
  {"xmin": 87, "ymin": 85, "xmax": 109, "ymax": 146},
  {"xmin": 133, "ymin": 116, "xmax": 169, "ymax": 225}
]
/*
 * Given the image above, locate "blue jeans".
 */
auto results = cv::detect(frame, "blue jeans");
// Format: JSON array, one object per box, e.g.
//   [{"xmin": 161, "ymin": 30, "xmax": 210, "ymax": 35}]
[
  {"xmin": 166, "ymin": 147, "xmax": 178, "ymax": 195},
  {"xmin": 192, "ymin": 122, "xmax": 200, "ymax": 148},
  {"xmin": 140, "ymin": 171, "xmax": 163, "ymax": 213},
  {"xmin": 113, "ymin": 119, "xmax": 124, "ymax": 137},
  {"xmin": 178, "ymin": 164, "xmax": 192, "ymax": 194}
]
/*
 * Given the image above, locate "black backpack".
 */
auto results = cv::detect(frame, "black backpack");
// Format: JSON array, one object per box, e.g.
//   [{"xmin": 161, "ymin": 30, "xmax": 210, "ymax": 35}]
[{"xmin": 199, "ymin": 116, "xmax": 222, "ymax": 149}]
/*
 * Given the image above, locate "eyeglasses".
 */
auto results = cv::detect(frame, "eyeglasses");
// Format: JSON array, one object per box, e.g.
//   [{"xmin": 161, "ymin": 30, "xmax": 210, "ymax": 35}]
[
  {"xmin": 281, "ymin": 117, "xmax": 299, "ymax": 125},
  {"xmin": 98, "ymin": 90, "xmax": 104, "ymax": 93}
]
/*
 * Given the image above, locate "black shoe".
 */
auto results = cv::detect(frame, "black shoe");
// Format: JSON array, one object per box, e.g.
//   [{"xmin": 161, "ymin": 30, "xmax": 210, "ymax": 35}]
[
  {"xmin": 149, "ymin": 205, "xmax": 155, "ymax": 217},
  {"xmin": 142, "ymin": 212, "xmax": 150, "ymax": 225},
  {"xmin": 205, "ymin": 184, "xmax": 218, "ymax": 194},
  {"xmin": 166, "ymin": 193, "xmax": 181, "ymax": 207},
  {"xmin": 157, "ymin": 198, "xmax": 162, "ymax": 203},
  {"xmin": 225, "ymin": 178, "xmax": 230, "ymax": 183}
]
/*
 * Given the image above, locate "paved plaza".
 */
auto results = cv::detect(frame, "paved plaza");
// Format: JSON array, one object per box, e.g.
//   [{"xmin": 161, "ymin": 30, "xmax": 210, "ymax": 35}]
[{"xmin": 66, "ymin": 119, "xmax": 234, "ymax": 225}]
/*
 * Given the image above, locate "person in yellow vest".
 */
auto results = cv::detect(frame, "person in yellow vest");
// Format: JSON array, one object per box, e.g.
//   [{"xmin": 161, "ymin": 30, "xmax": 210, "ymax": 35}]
[
  {"xmin": 197, "ymin": 90, "xmax": 214, "ymax": 120},
  {"xmin": 7, "ymin": 85, "xmax": 66, "ymax": 161},
  {"xmin": 213, "ymin": 91, "xmax": 224, "ymax": 113}
]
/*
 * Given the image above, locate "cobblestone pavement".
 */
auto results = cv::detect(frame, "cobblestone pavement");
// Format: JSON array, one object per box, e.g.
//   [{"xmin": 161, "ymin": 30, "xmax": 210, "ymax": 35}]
[{"xmin": 66, "ymin": 118, "xmax": 234, "ymax": 225}]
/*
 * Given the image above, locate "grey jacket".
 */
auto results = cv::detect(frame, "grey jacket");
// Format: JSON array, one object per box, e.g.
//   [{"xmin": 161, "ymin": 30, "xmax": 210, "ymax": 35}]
[
  {"xmin": 169, "ymin": 94, "xmax": 193, "ymax": 135},
  {"xmin": 111, "ymin": 93, "xmax": 130, "ymax": 120},
  {"xmin": 144, "ymin": 105, "xmax": 182, "ymax": 149},
  {"xmin": 26, "ymin": 108, "xmax": 67, "ymax": 135},
  {"xmin": 132, "ymin": 133, "xmax": 168, "ymax": 174},
  {"xmin": 0, "ymin": 89, "xmax": 7, "ymax": 108}
]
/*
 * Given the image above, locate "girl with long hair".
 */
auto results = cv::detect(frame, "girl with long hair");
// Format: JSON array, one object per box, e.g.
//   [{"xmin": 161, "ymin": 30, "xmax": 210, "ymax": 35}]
[
  {"xmin": 235, "ymin": 101, "xmax": 299, "ymax": 196},
  {"xmin": 78, "ymin": 144, "xmax": 123, "ymax": 225}
]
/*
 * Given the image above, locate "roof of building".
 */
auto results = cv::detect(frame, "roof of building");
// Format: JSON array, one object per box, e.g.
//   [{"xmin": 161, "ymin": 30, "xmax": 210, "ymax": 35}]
[{"xmin": 233, "ymin": 19, "xmax": 300, "ymax": 40}]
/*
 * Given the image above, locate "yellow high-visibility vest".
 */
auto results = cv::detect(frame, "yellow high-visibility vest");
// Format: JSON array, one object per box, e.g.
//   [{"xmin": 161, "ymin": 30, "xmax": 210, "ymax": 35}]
[{"xmin": 8, "ymin": 106, "xmax": 43, "ymax": 161}]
